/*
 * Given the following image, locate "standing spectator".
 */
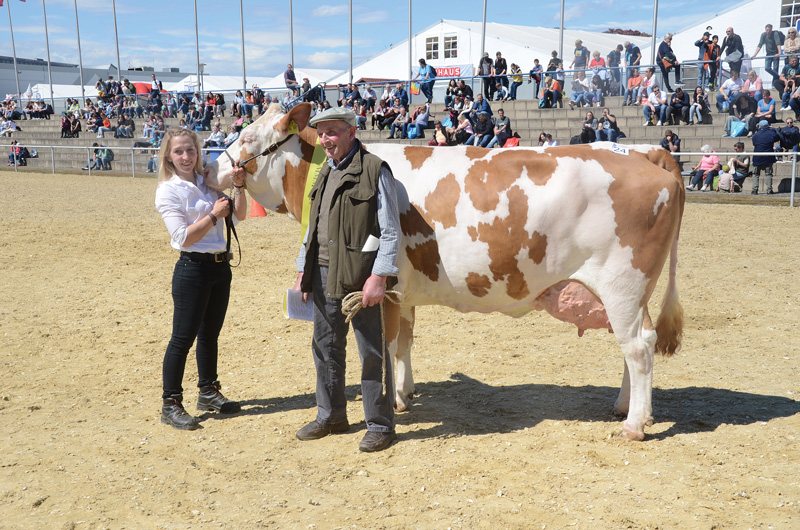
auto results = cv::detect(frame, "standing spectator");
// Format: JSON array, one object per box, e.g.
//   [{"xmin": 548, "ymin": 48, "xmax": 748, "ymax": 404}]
[
  {"xmin": 721, "ymin": 27, "xmax": 745, "ymax": 76},
  {"xmin": 752, "ymin": 24, "xmax": 783, "ymax": 85},
  {"xmin": 694, "ymin": 32, "xmax": 712, "ymax": 89},
  {"xmin": 783, "ymin": 27, "xmax": 800, "ymax": 65},
  {"xmin": 284, "ymin": 63, "xmax": 299, "ymax": 94},
  {"xmin": 751, "ymin": 120, "xmax": 781, "ymax": 194},
  {"xmin": 623, "ymin": 67, "xmax": 642, "ymax": 106},
  {"xmin": 486, "ymin": 108, "xmax": 511, "ymax": 148},
  {"xmin": 414, "ymin": 59, "xmax": 436, "ymax": 104},
  {"xmin": 705, "ymin": 35, "xmax": 722, "ymax": 89},
  {"xmin": 656, "ymin": 33, "xmax": 682, "ymax": 92},
  {"xmin": 529, "ymin": 59, "xmax": 543, "ymax": 97},
  {"xmin": 716, "ymin": 70, "xmax": 745, "ymax": 112},
  {"xmin": 547, "ymin": 50, "xmax": 563, "ymax": 73},
  {"xmin": 607, "ymin": 44, "xmax": 623, "ymax": 85},
  {"xmin": 689, "ymin": 86, "xmax": 710, "ymax": 125},
  {"xmin": 570, "ymin": 39, "xmax": 590, "ymax": 72},
  {"xmin": 623, "ymin": 41, "xmax": 642, "ymax": 81},
  {"xmin": 596, "ymin": 107, "xmax": 619, "ymax": 142},
  {"xmin": 478, "ymin": 52, "xmax": 494, "ymax": 100},
  {"xmin": 666, "ymin": 87, "xmax": 690, "ymax": 125},
  {"xmin": 644, "ymin": 85, "xmax": 668, "ymax": 126},
  {"xmin": 686, "ymin": 144, "xmax": 721, "ymax": 191},
  {"xmin": 508, "ymin": 63, "xmax": 523, "ymax": 100},
  {"xmin": 494, "ymin": 52, "xmax": 509, "ymax": 91},
  {"xmin": 149, "ymin": 73, "xmax": 162, "ymax": 98}
]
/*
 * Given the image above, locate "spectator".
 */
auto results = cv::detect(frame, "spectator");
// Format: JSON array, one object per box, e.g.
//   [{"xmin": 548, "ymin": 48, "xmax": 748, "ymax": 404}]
[
  {"xmin": 427, "ymin": 121, "xmax": 449, "ymax": 146},
  {"xmin": 486, "ymin": 108, "xmax": 511, "ymax": 148},
  {"xmin": 391, "ymin": 83, "xmax": 409, "ymax": 109},
  {"xmin": 596, "ymin": 107, "xmax": 619, "ymax": 142},
  {"xmin": 178, "ymin": 119, "xmax": 190, "ymax": 130},
  {"xmin": 722, "ymin": 98, "xmax": 752, "ymax": 137},
  {"xmin": 607, "ymin": 44, "xmax": 623, "ymax": 84},
  {"xmin": 537, "ymin": 132, "xmax": 548, "ymax": 146},
  {"xmin": 95, "ymin": 145, "xmax": 112, "ymax": 171},
  {"xmin": 716, "ymin": 70, "xmax": 744, "ymax": 112},
  {"xmin": 777, "ymin": 55, "xmax": 800, "ymax": 109},
  {"xmin": 508, "ymin": 63, "xmax": 523, "ymax": 100},
  {"xmin": 387, "ymin": 106, "xmax": 411, "ymax": 139},
  {"xmin": 581, "ymin": 110, "xmax": 598, "ymax": 133},
  {"xmin": 706, "ymin": 35, "xmax": 722, "ymax": 89},
  {"xmin": 478, "ymin": 52, "xmax": 494, "ymax": 100},
  {"xmin": 70, "ymin": 115, "xmax": 82, "ymax": 138},
  {"xmin": 115, "ymin": 114, "xmax": 134, "ymax": 138},
  {"xmin": 721, "ymin": 27, "xmax": 744, "ymax": 76},
  {"xmin": 81, "ymin": 142, "xmax": 102, "ymax": 170},
  {"xmin": 406, "ymin": 103, "xmax": 431, "ymax": 138},
  {"xmin": 456, "ymin": 79, "xmax": 473, "ymax": 100},
  {"xmin": 638, "ymin": 67, "xmax": 658, "ymax": 105},
  {"xmin": 0, "ymin": 117, "xmax": 17, "ymax": 137},
  {"xmin": 465, "ymin": 112, "xmax": 493, "ymax": 147},
  {"xmin": 751, "ymin": 89, "xmax": 777, "ymax": 130},
  {"xmin": 716, "ymin": 164, "xmax": 739, "ymax": 192},
  {"xmin": 784, "ymin": 27, "xmax": 800, "ymax": 65},
  {"xmin": 568, "ymin": 71, "xmax": 591, "ymax": 109},
  {"xmin": 540, "ymin": 75, "xmax": 562, "ymax": 108},
  {"xmin": 300, "ymin": 78, "xmax": 312, "ymax": 98},
  {"xmin": 96, "ymin": 112, "xmax": 113, "ymax": 138},
  {"xmin": 779, "ymin": 117, "xmax": 800, "ymax": 152},
  {"xmin": 752, "ymin": 24, "xmax": 783, "ymax": 84},
  {"xmin": 241, "ymin": 91, "xmax": 255, "ymax": 120},
  {"xmin": 623, "ymin": 41, "xmax": 642, "ymax": 80},
  {"xmin": 660, "ymin": 129, "xmax": 681, "ymax": 155},
  {"xmin": 643, "ymin": 85, "xmax": 668, "ymax": 126},
  {"xmin": 7, "ymin": 140, "xmax": 21, "ymax": 165},
  {"xmin": 450, "ymin": 113, "xmax": 473, "ymax": 145},
  {"xmin": 547, "ymin": 50, "xmax": 563, "ymax": 73},
  {"xmin": 378, "ymin": 97, "xmax": 402, "ymax": 130},
  {"xmin": 152, "ymin": 118, "xmax": 167, "ymax": 143},
  {"xmin": 494, "ymin": 52, "xmax": 509, "ymax": 92},
  {"xmin": 353, "ymin": 101, "xmax": 367, "ymax": 130},
  {"xmin": 686, "ymin": 144, "xmax": 721, "ymax": 191},
  {"xmin": 689, "ymin": 86, "xmax": 710, "ymax": 125},
  {"xmin": 61, "ymin": 115, "xmax": 72, "ymax": 138},
  {"xmin": 230, "ymin": 90, "xmax": 245, "ymax": 117},
  {"xmin": 371, "ymin": 98, "xmax": 388, "ymax": 130},
  {"xmin": 149, "ymin": 73, "xmax": 163, "ymax": 97},
  {"xmin": 656, "ymin": 33, "xmax": 682, "ymax": 92},
  {"xmin": 741, "ymin": 70, "xmax": 764, "ymax": 110},
  {"xmin": 203, "ymin": 125, "xmax": 226, "ymax": 148},
  {"xmin": 214, "ymin": 93, "xmax": 225, "ymax": 118},
  {"xmin": 623, "ymin": 67, "xmax": 642, "ymax": 106},
  {"xmin": 222, "ymin": 124, "xmax": 241, "ymax": 148},
  {"xmin": 529, "ymin": 59, "xmax": 543, "ymax": 97},
  {"xmin": 543, "ymin": 133, "xmax": 558, "ymax": 147},
  {"xmin": 493, "ymin": 82, "xmax": 509, "ymax": 101},
  {"xmin": 694, "ymin": 32, "xmax": 712, "ymax": 89},
  {"xmin": 470, "ymin": 93, "xmax": 492, "ymax": 119},
  {"xmin": 589, "ymin": 70, "xmax": 605, "ymax": 107},
  {"xmin": 459, "ymin": 94, "xmax": 474, "ymax": 118},
  {"xmin": 415, "ymin": 58, "xmax": 436, "ymax": 103},
  {"xmin": 666, "ymin": 87, "xmax": 690, "ymax": 125},
  {"xmin": 751, "ymin": 120, "xmax": 781, "ymax": 194},
  {"xmin": 728, "ymin": 141, "xmax": 751, "ymax": 189},
  {"xmin": 570, "ymin": 39, "xmax": 590, "ymax": 72},
  {"xmin": 444, "ymin": 79, "xmax": 459, "ymax": 109},
  {"xmin": 589, "ymin": 50, "xmax": 606, "ymax": 69},
  {"xmin": 362, "ymin": 84, "xmax": 377, "ymax": 112},
  {"xmin": 284, "ymin": 64, "xmax": 299, "ymax": 94}
]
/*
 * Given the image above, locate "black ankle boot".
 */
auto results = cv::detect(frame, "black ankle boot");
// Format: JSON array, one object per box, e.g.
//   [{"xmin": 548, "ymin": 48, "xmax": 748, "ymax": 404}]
[
  {"xmin": 197, "ymin": 381, "xmax": 241, "ymax": 414},
  {"xmin": 161, "ymin": 395, "xmax": 200, "ymax": 430}
]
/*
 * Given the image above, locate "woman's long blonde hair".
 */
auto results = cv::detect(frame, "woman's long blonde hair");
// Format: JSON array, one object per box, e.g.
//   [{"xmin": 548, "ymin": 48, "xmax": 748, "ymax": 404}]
[{"xmin": 157, "ymin": 127, "xmax": 203, "ymax": 183}]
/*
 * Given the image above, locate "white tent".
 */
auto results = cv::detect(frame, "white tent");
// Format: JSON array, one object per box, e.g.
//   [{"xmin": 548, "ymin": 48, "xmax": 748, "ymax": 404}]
[{"xmin": 29, "ymin": 83, "xmax": 99, "ymax": 100}]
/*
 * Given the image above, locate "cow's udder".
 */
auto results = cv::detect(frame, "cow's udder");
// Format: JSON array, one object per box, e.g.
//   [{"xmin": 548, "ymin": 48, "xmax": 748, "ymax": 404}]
[{"xmin": 533, "ymin": 280, "xmax": 612, "ymax": 337}]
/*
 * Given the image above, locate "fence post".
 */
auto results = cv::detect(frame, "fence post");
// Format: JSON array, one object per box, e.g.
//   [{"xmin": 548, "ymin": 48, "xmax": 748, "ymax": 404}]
[
  {"xmin": 791, "ymin": 151, "xmax": 797, "ymax": 208},
  {"xmin": 51, "ymin": 147, "xmax": 55, "ymax": 174},
  {"xmin": 131, "ymin": 148, "xmax": 136, "ymax": 179},
  {"xmin": 87, "ymin": 147, "xmax": 92, "ymax": 175}
]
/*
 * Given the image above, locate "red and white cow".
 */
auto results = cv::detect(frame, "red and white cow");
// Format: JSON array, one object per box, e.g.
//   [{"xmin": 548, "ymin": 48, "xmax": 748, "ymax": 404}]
[{"xmin": 205, "ymin": 103, "xmax": 685, "ymax": 440}]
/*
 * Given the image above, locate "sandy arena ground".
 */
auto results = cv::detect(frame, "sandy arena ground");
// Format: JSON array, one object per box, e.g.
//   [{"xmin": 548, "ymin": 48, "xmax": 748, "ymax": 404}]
[{"xmin": 1, "ymin": 171, "xmax": 799, "ymax": 530}]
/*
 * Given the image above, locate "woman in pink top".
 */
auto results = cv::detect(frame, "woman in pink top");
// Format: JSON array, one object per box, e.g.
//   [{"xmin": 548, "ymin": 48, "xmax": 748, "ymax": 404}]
[
  {"xmin": 739, "ymin": 70, "xmax": 764, "ymax": 111},
  {"xmin": 687, "ymin": 144, "xmax": 721, "ymax": 191}
]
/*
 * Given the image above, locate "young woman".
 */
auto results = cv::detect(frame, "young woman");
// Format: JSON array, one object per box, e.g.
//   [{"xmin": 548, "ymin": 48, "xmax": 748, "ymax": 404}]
[
  {"xmin": 154, "ymin": 128, "xmax": 248, "ymax": 430},
  {"xmin": 689, "ymin": 86, "xmax": 710, "ymax": 125}
]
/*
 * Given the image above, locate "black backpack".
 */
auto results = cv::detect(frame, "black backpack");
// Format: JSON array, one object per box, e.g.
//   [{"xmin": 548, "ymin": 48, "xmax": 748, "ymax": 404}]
[{"xmin": 428, "ymin": 66, "xmax": 437, "ymax": 79}]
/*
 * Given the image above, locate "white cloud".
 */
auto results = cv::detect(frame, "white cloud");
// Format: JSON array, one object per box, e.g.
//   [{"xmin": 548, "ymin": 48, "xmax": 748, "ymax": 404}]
[
  {"xmin": 356, "ymin": 11, "xmax": 389, "ymax": 24},
  {"xmin": 311, "ymin": 5, "xmax": 348, "ymax": 17},
  {"xmin": 303, "ymin": 51, "xmax": 349, "ymax": 68}
]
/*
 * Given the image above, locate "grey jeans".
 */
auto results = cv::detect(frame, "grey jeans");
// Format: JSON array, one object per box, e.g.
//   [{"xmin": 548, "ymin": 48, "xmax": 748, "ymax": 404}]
[
  {"xmin": 752, "ymin": 165, "xmax": 773, "ymax": 193},
  {"xmin": 310, "ymin": 265, "xmax": 395, "ymax": 432}
]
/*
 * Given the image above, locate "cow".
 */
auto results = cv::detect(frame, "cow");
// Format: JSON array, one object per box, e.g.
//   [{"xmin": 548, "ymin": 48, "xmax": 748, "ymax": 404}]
[{"xmin": 204, "ymin": 102, "xmax": 685, "ymax": 441}]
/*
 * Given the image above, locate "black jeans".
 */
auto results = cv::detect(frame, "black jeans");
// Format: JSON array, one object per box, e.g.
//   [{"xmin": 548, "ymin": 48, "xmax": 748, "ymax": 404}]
[{"xmin": 162, "ymin": 255, "xmax": 232, "ymax": 398}]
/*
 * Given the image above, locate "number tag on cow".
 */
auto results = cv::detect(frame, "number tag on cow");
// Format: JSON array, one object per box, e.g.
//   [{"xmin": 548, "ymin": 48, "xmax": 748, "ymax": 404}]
[{"xmin": 611, "ymin": 143, "xmax": 629, "ymax": 156}]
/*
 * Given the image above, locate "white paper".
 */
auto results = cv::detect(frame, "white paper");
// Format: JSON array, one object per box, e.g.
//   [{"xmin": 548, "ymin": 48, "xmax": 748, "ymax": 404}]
[
  {"xmin": 362, "ymin": 234, "xmax": 380, "ymax": 252},
  {"xmin": 283, "ymin": 289, "xmax": 314, "ymax": 321}
]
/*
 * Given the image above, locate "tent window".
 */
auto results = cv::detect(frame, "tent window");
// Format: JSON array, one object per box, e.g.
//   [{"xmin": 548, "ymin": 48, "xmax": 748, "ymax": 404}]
[
  {"xmin": 444, "ymin": 35, "xmax": 458, "ymax": 59},
  {"xmin": 426, "ymin": 37, "xmax": 439, "ymax": 60}
]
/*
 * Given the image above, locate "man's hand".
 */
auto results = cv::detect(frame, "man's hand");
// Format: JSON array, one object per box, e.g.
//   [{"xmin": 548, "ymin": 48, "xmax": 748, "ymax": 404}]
[
  {"xmin": 293, "ymin": 272, "xmax": 308, "ymax": 303},
  {"xmin": 361, "ymin": 274, "xmax": 387, "ymax": 307}
]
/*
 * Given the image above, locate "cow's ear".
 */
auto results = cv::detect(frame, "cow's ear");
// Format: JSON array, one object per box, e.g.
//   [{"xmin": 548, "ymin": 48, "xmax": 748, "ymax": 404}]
[{"xmin": 277, "ymin": 103, "xmax": 312, "ymax": 136}]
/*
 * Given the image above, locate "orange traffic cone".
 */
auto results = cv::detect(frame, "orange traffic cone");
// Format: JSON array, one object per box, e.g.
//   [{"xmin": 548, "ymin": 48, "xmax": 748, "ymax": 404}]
[{"xmin": 248, "ymin": 198, "xmax": 268, "ymax": 218}]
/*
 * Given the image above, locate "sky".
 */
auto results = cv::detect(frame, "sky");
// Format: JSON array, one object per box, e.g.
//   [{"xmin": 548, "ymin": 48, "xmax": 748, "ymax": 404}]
[{"xmin": 0, "ymin": 0, "xmax": 725, "ymax": 78}]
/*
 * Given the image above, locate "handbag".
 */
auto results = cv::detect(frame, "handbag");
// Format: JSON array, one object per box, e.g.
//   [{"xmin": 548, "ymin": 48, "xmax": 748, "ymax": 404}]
[
  {"xmin": 730, "ymin": 120, "xmax": 747, "ymax": 138},
  {"xmin": 726, "ymin": 50, "xmax": 743, "ymax": 64}
]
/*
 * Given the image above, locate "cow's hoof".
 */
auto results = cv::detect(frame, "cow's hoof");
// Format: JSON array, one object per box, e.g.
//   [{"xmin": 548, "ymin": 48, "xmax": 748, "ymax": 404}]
[
  {"xmin": 395, "ymin": 394, "xmax": 413, "ymax": 412},
  {"xmin": 618, "ymin": 422, "xmax": 645, "ymax": 441}
]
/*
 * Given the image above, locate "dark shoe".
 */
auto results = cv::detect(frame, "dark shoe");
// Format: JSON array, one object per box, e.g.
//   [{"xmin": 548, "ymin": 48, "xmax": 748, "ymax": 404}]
[
  {"xmin": 197, "ymin": 381, "xmax": 241, "ymax": 414},
  {"xmin": 751, "ymin": 190, "xmax": 758, "ymax": 195},
  {"xmin": 767, "ymin": 190, "xmax": 775, "ymax": 195},
  {"xmin": 161, "ymin": 395, "xmax": 200, "ymax": 430},
  {"xmin": 359, "ymin": 431, "xmax": 397, "ymax": 452},
  {"xmin": 296, "ymin": 419, "xmax": 349, "ymax": 440},
  {"xmin": 387, "ymin": 135, "xmax": 394, "ymax": 139}
]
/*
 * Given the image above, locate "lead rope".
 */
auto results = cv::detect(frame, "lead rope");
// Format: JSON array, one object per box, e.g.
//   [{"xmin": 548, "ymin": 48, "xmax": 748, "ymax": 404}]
[{"xmin": 341, "ymin": 290, "xmax": 404, "ymax": 399}]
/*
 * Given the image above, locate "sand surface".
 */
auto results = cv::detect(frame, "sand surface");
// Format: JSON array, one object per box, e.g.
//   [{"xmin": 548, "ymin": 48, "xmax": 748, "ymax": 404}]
[{"xmin": 1, "ymin": 172, "xmax": 799, "ymax": 529}]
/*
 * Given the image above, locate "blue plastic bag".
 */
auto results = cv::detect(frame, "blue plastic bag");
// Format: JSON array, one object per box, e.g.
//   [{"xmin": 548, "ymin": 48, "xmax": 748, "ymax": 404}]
[{"xmin": 730, "ymin": 120, "xmax": 747, "ymax": 138}]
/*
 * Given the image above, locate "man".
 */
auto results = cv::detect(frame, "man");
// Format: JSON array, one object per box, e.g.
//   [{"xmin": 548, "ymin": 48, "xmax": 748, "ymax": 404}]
[
  {"xmin": 596, "ymin": 107, "xmax": 620, "ymax": 142},
  {"xmin": 721, "ymin": 27, "xmax": 744, "ymax": 76},
  {"xmin": 752, "ymin": 24, "xmax": 782, "ymax": 84},
  {"xmin": 466, "ymin": 111, "xmax": 493, "ymax": 147},
  {"xmin": 643, "ymin": 85, "xmax": 668, "ymax": 126},
  {"xmin": 391, "ymin": 83, "xmax": 409, "ymax": 109},
  {"xmin": 778, "ymin": 117, "xmax": 800, "ymax": 152},
  {"xmin": 777, "ymin": 55, "xmax": 800, "ymax": 108},
  {"xmin": 293, "ymin": 107, "xmax": 400, "ymax": 452},
  {"xmin": 477, "ymin": 52, "xmax": 494, "ymax": 100},
  {"xmin": 751, "ymin": 120, "xmax": 781, "ymax": 194},
  {"xmin": 494, "ymin": 52, "xmax": 509, "ymax": 90},
  {"xmin": 660, "ymin": 129, "xmax": 681, "ymax": 154},
  {"xmin": 666, "ymin": 87, "xmax": 690, "ymax": 125},
  {"xmin": 728, "ymin": 141, "xmax": 750, "ymax": 189},
  {"xmin": 149, "ymin": 73, "xmax": 162, "ymax": 98},
  {"xmin": 284, "ymin": 64, "xmax": 299, "ymax": 94},
  {"xmin": 570, "ymin": 39, "xmax": 590, "ymax": 72},
  {"xmin": 456, "ymin": 79, "xmax": 473, "ymax": 100},
  {"xmin": 388, "ymin": 106, "xmax": 410, "ymax": 139},
  {"xmin": 470, "ymin": 92, "xmax": 492, "ymax": 119},
  {"xmin": 362, "ymin": 84, "xmax": 377, "ymax": 112},
  {"xmin": 716, "ymin": 70, "xmax": 744, "ymax": 112},
  {"xmin": 623, "ymin": 41, "xmax": 642, "ymax": 83},
  {"xmin": 607, "ymin": 44, "xmax": 623, "ymax": 84},
  {"xmin": 414, "ymin": 59, "xmax": 436, "ymax": 103},
  {"xmin": 486, "ymin": 108, "xmax": 511, "ymax": 148},
  {"xmin": 656, "ymin": 33, "xmax": 681, "ymax": 92},
  {"xmin": 528, "ymin": 59, "xmax": 543, "ymax": 97}
]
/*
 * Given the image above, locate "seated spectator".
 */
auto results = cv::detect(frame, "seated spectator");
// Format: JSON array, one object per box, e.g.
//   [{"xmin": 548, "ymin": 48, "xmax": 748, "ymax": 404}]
[
  {"xmin": 450, "ymin": 113, "xmax": 473, "ymax": 145},
  {"xmin": 115, "ymin": 115, "xmax": 134, "ymax": 138},
  {"xmin": 380, "ymin": 83, "xmax": 393, "ymax": 103},
  {"xmin": 96, "ymin": 113, "xmax": 113, "ymax": 138},
  {"xmin": 581, "ymin": 111, "xmax": 598, "ymax": 142},
  {"xmin": 7, "ymin": 140, "xmax": 21, "ymax": 165},
  {"xmin": 362, "ymin": 84, "xmax": 377, "ymax": 112},
  {"xmin": 379, "ymin": 97, "xmax": 403, "ymax": 130},
  {"xmin": 70, "ymin": 115, "xmax": 82, "ymax": 138},
  {"xmin": 0, "ymin": 117, "xmax": 17, "ymax": 137},
  {"xmin": 589, "ymin": 71, "xmax": 605, "ymax": 107},
  {"xmin": 741, "ymin": 70, "xmax": 763, "ymax": 107},
  {"xmin": 242, "ymin": 90, "xmax": 255, "ymax": 119},
  {"xmin": 428, "ymin": 121, "xmax": 449, "ymax": 146},
  {"xmin": 4, "ymin": 100, "xmax": 23, "ymax": 120},
  {"xmin": 470, "ymin": 93, "xmax": 492, "ymax": 118},
  {"xmin": 459, "ymin": 95, "xmax": 474, "ymax": 117},
  {"xmin": 494, "ymin": 82, "xmax": 509, "ymax": 101},
  {"xmin": 465, "ymin": 112, "xmax": 493, "ymax": 147},
  {"xmin": 666, "ymin": 87, "xmax": 690, "ymax": 125},
  {"xmin": 689, "ymin": 86, "xmax": 710, "ymax": 125},
  {"xmin": 541, "ymin": 75, "xmax": 562, "ymax": 108},
  {"xmin": 751, "ymin": 120, "xmax": 781, "ymax": 194},
  {"xmin": 371, "ymin": 98, "xmax": 389, "ymax": 130},
  {"xmin": 637, "ymin": 67, "xmax": 658, "ymax": 105},
  {"xmin": 568, "ymin": 71, "xmax": 591, "ymax": 109},
  {"xmin": 643, "ymin": 85, "xmax": 668, "ymax": 126},
  {"xmin": 728, "ymin": 141, "xmax": 750, "ymax": 189},
  {"xmin": 152, "ymin": 118, "xmax": 167, "ymax": 143},
  {"xmin": 749, "ymin": 89, "xmax": 777, "ymax": 133},
  {"xmin": 623, "ymin": 67, "xmax": 642, "ymax": 106},
  {"xmin": 777, "ymin": 55, "xmax": 800, "ymax": 108},
  {"xmin": 61, "ymin": 116, "xmax": 72, "ymax": 138},
  {"xmin": 686, "ymin": 144, "xmax": 721, "ymax": 191},
  {"xmin": 537, "ymin": 132, "xmax": 547, "ymax": 146},
  {"xmin": 660, "ymin": 129, "xmax": 681, "ymax": 155},
  {"xmin": 353, "ymin": 101, "xmax": 368, "ymax": 130},
  {"xmin": 456, "ymin": 79, "xmax": 473, "ymax": 101},
  {"xmin": 779, "ymin": 117, "xmax": 800, "ymax": 152},
  {"xmin": 785, "ymin": 28, "xmax": 800, "ymax": 65},
  {"xmin": 336, "ymin": 83, "xmax": 356, "ymax": 107},
  {"xmin": 486, "ymin": 108, "xmax": 512, "ymax": 148},
  {"xmin": 81, "ymin": 142, "xmax": 102, "ymax": 170},
  {"xmin": 141, "ymin": 116, "xmax": 155, "ymax": 138},
  {"xmin": 406, "ymin": 103, "xmax": 431, "ymax": 138},
  {"xmin": 596, "ymin": 107, "xmax": 620, "ymax": 142},
  {"xmin": 214, "ymin": 93, "xmax": 225, "ymax": 118},
  {"xmin": 529, "ymin": 59, "xmax": 543, "ymax": 97},
  {"xmin": 388, "ymin": 106, "xmax": 411, "ymax": 139},
  {"xmin": 722, "ymin": 101, "xmax": 753, "ymax": 137},
  {"xmin": 95, "ymin": 145, "xmax": 112, "ymax": 171},
  {"xmin": 543, "ymin": 133, "xmax": 558, "ymax": 147},
  {"xmin": 508, "ymin": 64, "xmax": 523, "ymax": 100},
  {"xmin": 203, "ymin": 125, "xmax": 226, "ymax": 149},
  {"xmin": 179, "ymin": 119, "xmax": 190, "ymax": 130},
  {"xmin": 230, "ymin": 90, "xmax": 245, "ymax": 117},
  {"xmin": 716, "ymin": 70, "xmax": 745, "ymax": 112},
  {"xmin": 716, "ymin": 165, "xmax": 739, "ymax": 192},
  {"xmin": 222, "ymin": 124, "xmax": 242, "ymax": 148}
]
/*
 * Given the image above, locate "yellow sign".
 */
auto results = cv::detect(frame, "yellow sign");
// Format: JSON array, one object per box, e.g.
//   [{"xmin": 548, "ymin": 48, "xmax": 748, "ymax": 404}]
[{"xmin": 299, "ymin": 139, "xmax": 327, "ymax": 242}]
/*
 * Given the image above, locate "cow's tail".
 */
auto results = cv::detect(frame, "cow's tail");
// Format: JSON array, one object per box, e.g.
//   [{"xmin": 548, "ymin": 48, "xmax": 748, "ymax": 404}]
[{"xmin": 652, "ymin": 147, "xmax": 684, "ymax": 356}]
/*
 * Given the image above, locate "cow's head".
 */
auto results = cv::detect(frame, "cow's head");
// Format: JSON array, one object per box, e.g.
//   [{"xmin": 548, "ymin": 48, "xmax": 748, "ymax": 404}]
[{"xmin": 204, "ymin": 102, "xmax": 313, "ymax": 213}]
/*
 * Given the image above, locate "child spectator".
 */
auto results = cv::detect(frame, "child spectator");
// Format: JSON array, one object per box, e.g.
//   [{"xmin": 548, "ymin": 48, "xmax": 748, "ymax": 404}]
[
  {"xmin": 716, "ymin": 164, "xmax": 739, "ymax": 192},
  {"xmin": 528, "ymin": 59, "xmax": 543, "ymax": 98}
]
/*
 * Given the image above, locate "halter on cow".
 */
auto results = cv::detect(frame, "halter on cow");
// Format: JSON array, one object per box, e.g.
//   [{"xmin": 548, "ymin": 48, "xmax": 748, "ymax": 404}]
[{"xmin": 204, "ymin": 102, "xmax": 685, "ymax": 441}]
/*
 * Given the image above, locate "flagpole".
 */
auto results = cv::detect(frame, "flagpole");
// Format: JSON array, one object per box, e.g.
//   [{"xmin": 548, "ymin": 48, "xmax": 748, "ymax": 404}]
[
  {"xmin": 73, "ymin": 0, "xmax": 86, "ymax": 104},
  {"xmin": 239, "ymin": 0, "xmax": 246, "ymax": 91},
  {"xmin": 112, "ymin": 0, "xmax": 121, "ymax": 79},
  {"xmin": 42, "ymin": 0, "xmax": 55, "ymax": 108},
  {"xmin": 6, "ymin": 0, "xmax": 22, "ymax": 101},
  {"xmin": 349, "ymin": 0, "xmax": 353, "ymax": 84},
  {"xmin": 289, "ymin": 0, "xmax": 294, "ymax": 66},
  {"xmin": 193, "ymin": 0, "xmax": 200, "ymax": 93},
  {"xmin": 408, "ymin": 0, "xmax": 411, "ymax": 87}
]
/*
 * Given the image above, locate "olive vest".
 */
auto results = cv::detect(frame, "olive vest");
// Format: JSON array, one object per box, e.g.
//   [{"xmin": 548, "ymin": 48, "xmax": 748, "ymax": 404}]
[{"xmin": 300, "ymin": 143, "xmax": 395, "ymax": 299}]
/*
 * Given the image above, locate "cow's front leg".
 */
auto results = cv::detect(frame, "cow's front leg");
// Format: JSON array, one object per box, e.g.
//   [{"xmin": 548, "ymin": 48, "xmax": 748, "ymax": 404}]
[{"xmin": 385, "ymin": 303, "xmax": 415, "ymax": 411}]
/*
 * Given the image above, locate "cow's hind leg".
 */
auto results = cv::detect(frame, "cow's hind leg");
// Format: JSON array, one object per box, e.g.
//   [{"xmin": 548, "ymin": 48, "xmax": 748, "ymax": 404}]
[
  {"xmin": 614, "ymin": 361, "xmax": 631, "ymax": 417},
  {"xmin": 385, "ymin": 303, "xmax": 416, "ymax": 411},
  {"xmin": 615, "ymin": 307, "xmax": 657, "ymax": 441}
]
